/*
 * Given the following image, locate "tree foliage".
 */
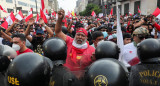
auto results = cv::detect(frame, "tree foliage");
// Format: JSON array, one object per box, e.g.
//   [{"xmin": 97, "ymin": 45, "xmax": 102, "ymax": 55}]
[{"xmin": 79, "ymin": 3, "xmax": 102, "ymax": 16}]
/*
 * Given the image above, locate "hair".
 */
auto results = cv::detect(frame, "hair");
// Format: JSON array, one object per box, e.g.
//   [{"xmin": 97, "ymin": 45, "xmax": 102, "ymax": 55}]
[
  {"xmin": 123, "ymin": 33, "xmax": 131, "ymax": 40},
  {"xmin": 12, "ymin": 33, "xmax": 26, "ymax": 42},
  {"xmin": 19, "ymin": 27, "xmax": 26, "ymax": 31},
  {"xmin": 92, "ymin": 31, "xmax": 104, "ymax": 40}
]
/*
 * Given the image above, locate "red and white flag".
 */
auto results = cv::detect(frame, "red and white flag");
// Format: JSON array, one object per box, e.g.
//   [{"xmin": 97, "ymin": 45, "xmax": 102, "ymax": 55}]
[
  {"xmin": 91, "ymin": 11, "xmax": 96, "ymax": 17},
  {"xmin": 40, "ymin": 0, "xmax": 48, "ymax": 23},
  {"xmin": 0, "ymin": 5, "xmax": 7, "ymax": 13},
  {"xmin": 46, "ymin": 9, "xmax": 49, "ymax": 15},
  {"xmin": 152, "ymin": 7, "xmax": 160, "ymax": 19},
  {"xmin": 25, "ymin": 9, "xmax": 33, "ymax": 22},
  {"xmin": 129, "ymin": 11, "xmax": 132, "ymax": 16},
  {"xmin": 15, "ymin": 10, "xmax": 23, "ymax": 21},
  {"xmin": 138, "ymin": 6, "xmax": 141, "ymax": 13},
  {"xmin": 110, "ymin": 8, "xmax": 113, "ymax": 16},
  {"xmin": 1, "ymin": 12, "xmax": 16, "ymax": 29},
  {"xmin": 35, "ymin": 13, "xmax": 40, "ymax": 23}
]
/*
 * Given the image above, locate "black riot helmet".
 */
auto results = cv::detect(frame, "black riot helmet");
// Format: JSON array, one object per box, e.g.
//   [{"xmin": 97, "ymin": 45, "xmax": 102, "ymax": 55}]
[
  {"xmin": 6, "ymin": 53, "xmax": 51, "ymax": 86},
  {"xmin": 95, "ymin": 41, "xmax": 120, "ymax": 60},
  {"xmin": 85, "ymin": 58, "xmax": 129, "ymax": 86},
  {"xmin": 137, "ymin": 38, "xmax": 160, "ymax": 63},
  {"xmin": 0, "ymin": 45, "xmax": 17, "ymax": 72},
  {"xmin": 43, "ymin": 37, "xmax": 67, "ymax": 61},
  {"xmin": 62, "ymin": 26, "xmax": 68, "ymax": 34}
]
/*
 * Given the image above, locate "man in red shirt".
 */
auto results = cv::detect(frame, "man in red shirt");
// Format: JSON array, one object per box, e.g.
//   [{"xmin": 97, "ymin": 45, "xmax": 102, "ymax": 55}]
[
  {"xmin": 55, "ymin": 10, "xmax": 95, "ymax": 71},
  {"xmin": 12, "ymin": 33, "xmax": 33, "ymax": 56}
]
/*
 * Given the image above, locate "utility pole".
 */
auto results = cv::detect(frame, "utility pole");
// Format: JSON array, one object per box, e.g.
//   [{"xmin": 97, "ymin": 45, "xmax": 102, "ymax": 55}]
[
  {"xmin": 35, "ymin": 0, "xmax": 38, "ymax": 14},
  {"xmin": 15, "ymin": 0, "xmax": 17, "ymax": 13},
  {"xmin": 0, "ymin": 10, "xmax": 1, "ymax": 18},
  {"xmin": 102, "ymin": 0, "xmax": 106, "ymax": 16}
]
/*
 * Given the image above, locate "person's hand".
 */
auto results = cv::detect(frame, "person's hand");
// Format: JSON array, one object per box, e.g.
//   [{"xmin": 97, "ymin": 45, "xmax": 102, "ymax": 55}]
[
  {"xmin": 28, "ymin": 18, "xmax": 34, "ymax": 26},
  {"xmin": 38, "ymin": 18, "xmax": 45, "ymax": 26},
  {"xmin": 57, "ymin": 10, "xmax": 65, "ymax": 20},
  {"xmin": 13, "ymin": 19, "xmax": 19, "ymax": 24}
]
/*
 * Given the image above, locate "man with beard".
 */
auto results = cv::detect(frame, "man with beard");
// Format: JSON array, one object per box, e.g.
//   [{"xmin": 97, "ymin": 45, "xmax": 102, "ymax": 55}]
[{"xmin": 55, "ymin": 10, "xmax": 95, "ymax": 71}]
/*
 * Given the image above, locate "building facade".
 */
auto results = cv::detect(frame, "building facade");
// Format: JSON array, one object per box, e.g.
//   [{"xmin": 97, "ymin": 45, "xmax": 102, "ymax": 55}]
[
  {"xmin": 75, "ymin": 0, "xmax": 88, "ymax": 14},
  {"xmin": 109, "ymin": 0, "xmax": 158, "ymax": 15},
  {"xmin": 0, "ymin": 0, "xmax": 49, "ymax": 17},
  {"xmin": 48, "ymin": 0, "xmax": 59, "ymax": 12}
]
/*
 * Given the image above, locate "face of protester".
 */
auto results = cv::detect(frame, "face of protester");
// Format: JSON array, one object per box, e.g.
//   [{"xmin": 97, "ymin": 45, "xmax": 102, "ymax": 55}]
[
  {"xmin": 133, "ymin": 35, "xmax": 144, "ymax": 44},
  {"xmin": 93, "ymin": 36, "xmax": 104, "ymax": 48},
  {"xmin": 12, "ymin": 37, "xmax": 25, "ymax": 51},
  {"xmin": 19, "ymin": 29, "xmax": 24, "ymax": 34},
  {"xmin": 124, "ymin": 38, "xmax": 131, "ymax": 45},
  {"xmin": 75, "ymin": 32, "xmax": 87, "ymax": 44}
]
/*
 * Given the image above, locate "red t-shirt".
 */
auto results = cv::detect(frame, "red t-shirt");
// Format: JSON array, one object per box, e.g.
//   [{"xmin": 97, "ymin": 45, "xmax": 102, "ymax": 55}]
[
  {"xmin": 64, "ymin": 36, "xmax": 95, "ymax": 71},
  {"xmin": 16, "ymin": 48, "xmax": 33, "ymax": 56}
]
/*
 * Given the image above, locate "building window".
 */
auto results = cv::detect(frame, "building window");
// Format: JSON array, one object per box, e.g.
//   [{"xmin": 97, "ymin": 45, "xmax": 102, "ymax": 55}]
[
  {"xmin": 124, "ymin": 3, "xmax": 129, "ymax": 15},
  {"xmin": 158, "ymin": 0, "xmax": 160, "ymax": 8},
  {"xmin": 113, "ymin": 6, "xmax": 116, "ymax": 15},
  {"xmin": 7, "ymin": 8, "xmax": 14, "ymax": 13},
  {"xmin": 18, "ymin": 1, "xmax": 28, "ymax": 6},
  {"xmin": 134, "ymin": 1, "xmax": 140, "ymax": 14},
  {"xmin": 6, "ymin": 0, "xmax": 12, "ymax": 3},
  {"xmin": 118, "ymin": 5, "xmax": 122, "ymax": 15},
  {"xmin": 30, "ymin": 5, "xmax": 36, "ymax": 8},
  {"xmin": 30, "ymin": 0, "xmax": 35, "ymax": 2}
]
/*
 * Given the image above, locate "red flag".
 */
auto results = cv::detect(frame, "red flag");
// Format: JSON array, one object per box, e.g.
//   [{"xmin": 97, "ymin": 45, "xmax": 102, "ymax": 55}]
[
  {"xmin": 129, "ymin": 11, "xmax": 132, "ymax": 16},
  {"xmin": 91, "ymin": 11, "xmax": 96, "ymax": 17},
  {"xmin": 0, "ymin": 5, "xmax": 7, "ymax": 13},
  {"xmin": 152, "ymin": 7, "xmax": 160, "ymax": 19},
  {"xmin": 46, "ymin": 9, "xmax": 49, "ymax": 15},
  {"xmin": 35, "ymin": 13, "xmax": 40, "ymax": 23},
  {"xmin": 41, "ymin": 0, "xmax": 45, "ymax": 11},
  {"xmin": 16, "ymin": 10, "xmax": 23, "ymax": 20},
  {"xmin": 138, "ymin": 6, "xmax": 141, "ymax": 13},
  {"xmin": 40, "ymin": 9, "xmax": 47, "ymax": 23},
  {"xmin": 110, "ymin": 8, "xmax": 113, "ymax": 15},
  {"xmin": 1, "ymin": 12, "xmax": 16, "ymax": 29},
  {"xmin": 25, "ymin": 9, "xmax": 33, "ymax": 22}
]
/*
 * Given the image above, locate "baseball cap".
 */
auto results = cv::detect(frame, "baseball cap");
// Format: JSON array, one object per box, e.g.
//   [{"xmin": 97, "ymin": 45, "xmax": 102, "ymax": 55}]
[{"xmin": 36, "ymin": 29, "xmax": 44, "ymax": 35}]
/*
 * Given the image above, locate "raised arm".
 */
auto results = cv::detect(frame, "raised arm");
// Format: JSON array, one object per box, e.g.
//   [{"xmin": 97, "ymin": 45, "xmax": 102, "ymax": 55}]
[
  {"xmin": 55, "ymin": 10, "xmax": 67, "ymax": 41},
  {"xmin": 5, "ymin": 20, "xmax": 18, "ymax": 36},
  {"xmin": 24, "ymin": 19, "xmax": 34, "ymax": 42},
  {"xmin": 38, "ymin": 18, "xmax": 53, "ymax": 37}
]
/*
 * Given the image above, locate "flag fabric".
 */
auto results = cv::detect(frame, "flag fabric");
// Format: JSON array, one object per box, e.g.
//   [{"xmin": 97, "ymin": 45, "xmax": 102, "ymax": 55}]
[
  {"xmin": 1, "ymin": 12, "xmax": 16, "ymax": 29},
  {"xmin": 46, "ymin": 9, "xmax": 49, "ymax": 15},
  {"xmin": 71, "ymin": 11, "xmax": 75, "ymax": 16},
  {"xmin": 152, "ymin": 7, "xmax": 160, "ymax": 19},
  {"xmin": 25, "ymin": 9, "xmax": 33, "ymax": 22},
  {"xmin": 116, "ymin": 7, "xmax": 124, "ymax": 61},
  {"xmin": 40, "ymin": 0, "xmax": 48, "ymax": 23},
  {"xmin": 129, "ymin": 11, "xmax": 132, "ymax": 16},
  {"xmin": 110, "ymin": 8, "xmax": 113, "ymax": 16},
  {"xmin": 91, "ymin": 11, "xmax": 96, "ymax": 17},
  {"xmin": 35, "ymin": 13, "xmax": 40, "ymax": 23},
  {"xmin": 138, "ymin": 6, "xmax": 141, "ymax": 13},
  {"xmin": 0, "ymin": 5, "xmax": 7, "ymax": 13},
  {"xmin": 15, "ymin": 10, "xmax": 23, "ymax": 21}
]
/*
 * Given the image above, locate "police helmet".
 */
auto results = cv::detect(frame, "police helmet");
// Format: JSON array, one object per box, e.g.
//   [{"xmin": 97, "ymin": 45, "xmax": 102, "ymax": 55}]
[
  {"xmin": 6, "ymin": 53, "xmax": 51, "ymax": 86},
  {"xmin": 62, "ymin": 26, "xmax": 68, "ymax": 34},
  {"xmin": 85, "ymin": 58, "xmax": 129, "ymax": 86},
  {"xmin": 43, "ymin": 37, "xmax": 67, "ymax": 61},
  {"xmin": 137, "ymin": 38, "xmax": 160, "ymax": 63},
  {"xmin": 95, "ymin": 41, "xmax": 120, "ymax": 60},
  {"xmin": 0, "ymin": 45, "xmax": 17, "ymax": 72}
]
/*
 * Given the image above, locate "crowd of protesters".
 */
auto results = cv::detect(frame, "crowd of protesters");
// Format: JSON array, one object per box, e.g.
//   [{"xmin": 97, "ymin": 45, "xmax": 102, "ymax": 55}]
[{"xmin": 1, "ymin": 9, "xmax": 160, "ymax": 86}]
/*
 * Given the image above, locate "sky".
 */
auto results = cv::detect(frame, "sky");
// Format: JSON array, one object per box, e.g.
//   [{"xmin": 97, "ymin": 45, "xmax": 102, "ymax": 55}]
[{"xmin": 58, "ymin": 0, "xmax": 78, "ymax": 12}]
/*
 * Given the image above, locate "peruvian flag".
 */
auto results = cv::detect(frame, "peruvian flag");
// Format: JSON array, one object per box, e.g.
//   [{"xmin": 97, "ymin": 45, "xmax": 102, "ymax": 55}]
[
  {"xmin": 110, "ymin": 8, "xmax": 113, "ymax": 16},
  {"xmin": 129, "ymin": 11, "xmax": 132, "ymax": 16},
  {"xmin": 0, "ymin": 5, "xmax": 7, "ymax": 13},
  {"xmin": 138, "ymin": 6, "xmax": 141, "ymax": 13},
  {"xmin": 1, "ymin": 12, "xmax": 16, "ymax": 29},
  {"xmin": 46, "ymin": 9, "xmax": 49, "ymax": 15},
  {"xmin": 15, "ymin": 10, "xmax": 23, "ymax": 21},
  {"xmin": 35, "ymin": 13, "xmax": 40, "ymax": 23},
  {"xmin": 152, "ymin": 7, "xmax": 160, "ymax": 19},
  {"xmin": 91, "ymin": 11, "xmax": 96, "ymax": 17},
  {"xmin": 40, "ymin": 0, "xmax": 48, "ymax": 23},
  {"xmin": 25, "ymin": 9, "xmax": 33, "ymax": 22}
]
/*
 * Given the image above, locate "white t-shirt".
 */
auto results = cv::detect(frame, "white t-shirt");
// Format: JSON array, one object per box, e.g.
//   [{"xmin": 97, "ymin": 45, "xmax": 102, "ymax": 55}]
[{"xmin": 121, "ymin": 42, "xmax": 140, "ymax": 67}]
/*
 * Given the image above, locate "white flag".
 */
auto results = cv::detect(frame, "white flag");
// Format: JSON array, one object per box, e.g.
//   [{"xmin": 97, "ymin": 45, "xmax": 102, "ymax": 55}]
[{"xmin": 116, "ymin": 7, "xmax": 124, "ymax": 61}]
